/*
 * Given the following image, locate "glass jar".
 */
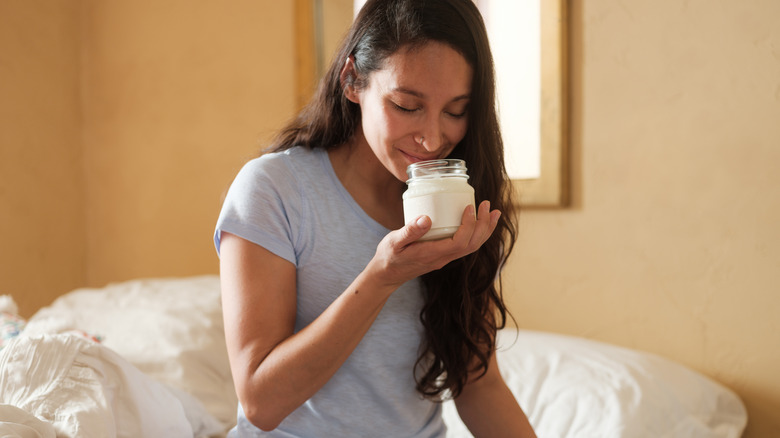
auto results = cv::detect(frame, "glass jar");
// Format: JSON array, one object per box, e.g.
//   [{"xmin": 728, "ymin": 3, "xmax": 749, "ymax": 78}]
[{"xmin": 402, "ymin": 159, "xmax": 476, "ymax": 241}]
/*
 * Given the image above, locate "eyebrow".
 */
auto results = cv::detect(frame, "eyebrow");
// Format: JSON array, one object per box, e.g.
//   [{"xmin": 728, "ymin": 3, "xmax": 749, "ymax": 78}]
[{"xmin": 392, "ymin": 87, "xmax": 470, "ymax": 102}]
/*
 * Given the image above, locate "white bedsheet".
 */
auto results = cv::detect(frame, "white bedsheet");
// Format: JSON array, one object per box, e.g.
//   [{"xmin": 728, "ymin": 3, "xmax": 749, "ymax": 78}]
[
  {"xmin": 0, "ymin": 333, "xmax": 219, "ymax": 438},
  {"xmin": 11, "ymin": 276, "xmax": 747, "ymax": 438},
  {"xmin": 22, "ymin": 276, "xmax": 237, "ymax": 430},
  {"xmin": 0, "ymin": 404, "xmax": 55, "ymax": 438}
]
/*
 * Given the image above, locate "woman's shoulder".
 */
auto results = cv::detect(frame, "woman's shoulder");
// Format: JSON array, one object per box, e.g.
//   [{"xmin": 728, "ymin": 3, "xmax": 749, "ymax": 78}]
[
  {"xmin": 240, "ymin": 146, "xmax": 324, "ymax": 177},
  {"xmin": 233, "ymin": 146, "xmax": 320, "ymax": 182},
  {"xmin": 219, "ymin": 146, "xmax": 325, "ymax": 233}
]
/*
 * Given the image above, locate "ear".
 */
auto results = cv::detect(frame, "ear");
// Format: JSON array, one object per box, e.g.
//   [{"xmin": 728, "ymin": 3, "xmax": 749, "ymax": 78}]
[{"xmin": 340, "ymin": 56, "xmax": 360, "ymax": 103}]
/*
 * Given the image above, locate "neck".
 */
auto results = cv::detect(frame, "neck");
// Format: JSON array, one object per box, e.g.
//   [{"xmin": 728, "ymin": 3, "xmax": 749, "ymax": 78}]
[{"xmin": 328, "ymin": 135, "xmax": 406, "ymax": 229}]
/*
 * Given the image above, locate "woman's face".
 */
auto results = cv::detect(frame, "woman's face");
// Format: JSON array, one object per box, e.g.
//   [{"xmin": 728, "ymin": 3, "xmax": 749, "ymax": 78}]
[{"xmin": 346, "ymin": 42, "xmax": 473, "ymax": 182}]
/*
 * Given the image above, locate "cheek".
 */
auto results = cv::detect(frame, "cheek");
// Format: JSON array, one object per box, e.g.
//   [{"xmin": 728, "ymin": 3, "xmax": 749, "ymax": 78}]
[
  {"xmin": 448, "ymin": 118, "xmax": 469, "ymax": 144},
  {"xmin": 368, "ymin": 108, "xmax": 410, "ymax": 144},
  {"xmin": 362, "ymin": 111, "xmax": 392, "ymax": 147},
  {"xmin": 383, "ymin": 113, "xmax": 413, "ymax": 140},
  {"xmin": 439, "ymin": 120, "xmax": 469, "ymax": 158}
]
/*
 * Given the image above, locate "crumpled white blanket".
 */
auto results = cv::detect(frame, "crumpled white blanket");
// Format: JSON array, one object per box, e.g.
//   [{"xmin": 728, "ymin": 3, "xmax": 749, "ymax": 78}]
[
  {"xmin": 0, "ymin": 334, "xmax": 201, "ymax": 438},
  {"xmin": 0, "ymin": 404, "xmax": 55, "ymax": 438}
]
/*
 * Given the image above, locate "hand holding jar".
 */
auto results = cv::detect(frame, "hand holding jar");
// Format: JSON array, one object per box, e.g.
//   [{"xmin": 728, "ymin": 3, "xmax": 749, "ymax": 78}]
[{"xmin": 367, "ymin": 160, "xmax": 501, "ymax": 289}]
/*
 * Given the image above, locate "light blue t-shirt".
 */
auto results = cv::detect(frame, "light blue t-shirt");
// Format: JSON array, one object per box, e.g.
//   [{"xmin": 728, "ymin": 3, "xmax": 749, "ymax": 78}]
[{"xmin": 214, "ymin": 146, "xmax": 446, "ymax": 437}]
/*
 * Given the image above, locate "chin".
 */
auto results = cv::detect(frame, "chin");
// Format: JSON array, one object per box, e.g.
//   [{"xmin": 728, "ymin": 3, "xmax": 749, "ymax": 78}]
[{"xmin": 392, "ymin": 166, "xmax": 409, "ymax": 182}]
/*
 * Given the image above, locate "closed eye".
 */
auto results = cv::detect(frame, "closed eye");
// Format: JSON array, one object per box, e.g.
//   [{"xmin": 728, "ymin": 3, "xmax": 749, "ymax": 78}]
[{"xmin": 393, "ymin": 103, "xmax": 419, "ymax": 113}]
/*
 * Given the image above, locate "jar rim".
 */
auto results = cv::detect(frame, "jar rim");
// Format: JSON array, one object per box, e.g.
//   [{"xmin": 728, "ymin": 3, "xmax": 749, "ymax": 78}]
[{"xmin": 406, "ymin": 159, "xmax": 468, "ymax": 180}]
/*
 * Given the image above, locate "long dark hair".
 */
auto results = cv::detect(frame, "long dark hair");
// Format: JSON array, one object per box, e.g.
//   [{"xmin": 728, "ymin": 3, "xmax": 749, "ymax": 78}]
[{"xmin": 269, "ymin": 0, "xmax": 517, "ymax": 400}]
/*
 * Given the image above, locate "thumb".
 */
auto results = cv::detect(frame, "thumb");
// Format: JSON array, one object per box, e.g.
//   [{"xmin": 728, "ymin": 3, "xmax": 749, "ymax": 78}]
[{"xmin": 398, "ymin": 215, "xmax": 431, "ymax": 246}]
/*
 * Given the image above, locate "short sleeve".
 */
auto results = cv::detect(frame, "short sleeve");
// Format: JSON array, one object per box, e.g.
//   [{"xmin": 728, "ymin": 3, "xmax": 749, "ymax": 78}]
[{"xmin": 214, "ymin": 154, "xmax": 301, "ymax": 266}]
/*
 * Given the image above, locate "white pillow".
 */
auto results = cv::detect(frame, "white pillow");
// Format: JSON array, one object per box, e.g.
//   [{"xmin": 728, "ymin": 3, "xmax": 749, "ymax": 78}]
[
  {"xmin": 443, "ymin": 329, "xmax": 747, "ymax": 438},
  {"xmin": 24, "ymin": 276, "xmax": 237, "ymax": 431}
]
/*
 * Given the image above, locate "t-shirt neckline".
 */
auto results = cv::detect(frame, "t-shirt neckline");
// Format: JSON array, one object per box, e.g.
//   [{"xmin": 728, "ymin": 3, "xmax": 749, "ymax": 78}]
[{"xmin": 315, "ymin": 147, "xmax": 392, "ymax": 237}]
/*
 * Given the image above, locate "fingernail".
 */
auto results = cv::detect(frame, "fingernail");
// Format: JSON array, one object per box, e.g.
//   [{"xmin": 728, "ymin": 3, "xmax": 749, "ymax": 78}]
[{"xmin": 416, "ymin": 215, "xmax": 429, "ymax": 227}]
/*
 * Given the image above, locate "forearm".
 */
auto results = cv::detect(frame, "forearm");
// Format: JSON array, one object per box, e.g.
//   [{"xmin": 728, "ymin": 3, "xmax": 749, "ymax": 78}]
[
  {"xmin": 235, "ymin": 268, "xmax": 396, "ymax": 430},
  {"xmin": 455, "ymin": 369, "xmax": 536, "ymax": 438}
]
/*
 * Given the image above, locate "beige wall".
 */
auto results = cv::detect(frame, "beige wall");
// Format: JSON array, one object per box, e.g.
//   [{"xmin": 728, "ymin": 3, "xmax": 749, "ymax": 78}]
[
  {"xmin": 0, "ymin": 2, "xmax": 86, "ymax": 317},
  {"xmin": 2, "ymin": 0, "xmax": 779, "ymax": 436},
  {"xmin": 504, "ymin": 1, "xmax": 780, "ymax": 437},
  {"xmin": 1, "ymin": 0, "xmax": 294, "ymax": 315},
  {"xmin": 81, "ymin": 0, "xmax": 296, "ymax": 286}
]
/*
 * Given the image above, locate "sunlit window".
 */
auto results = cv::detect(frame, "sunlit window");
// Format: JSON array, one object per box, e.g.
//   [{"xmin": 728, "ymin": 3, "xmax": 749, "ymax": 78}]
[{"xmin": 476, "ymin": 0, "xmax": 541, "ymax": 180}]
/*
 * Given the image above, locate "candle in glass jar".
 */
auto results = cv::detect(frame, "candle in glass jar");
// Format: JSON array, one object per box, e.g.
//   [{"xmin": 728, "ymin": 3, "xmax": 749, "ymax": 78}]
[{"xmin": 402, "ymin": 159, "xmax": 475, "ymax": 241}]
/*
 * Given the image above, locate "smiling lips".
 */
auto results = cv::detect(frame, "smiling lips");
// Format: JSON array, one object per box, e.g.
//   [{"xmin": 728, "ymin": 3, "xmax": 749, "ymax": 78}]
[{"xmin": 400, "ymin": 149, "xmax": 439, "ymax": 164}]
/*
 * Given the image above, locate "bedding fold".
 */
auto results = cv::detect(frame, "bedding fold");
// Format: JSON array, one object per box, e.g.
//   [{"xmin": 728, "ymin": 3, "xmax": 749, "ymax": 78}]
[
  {"xmin": 0, "ymin": 334, "xmax": 195, "ymax": 438},
  {"xmin": 0, "ymin": 404, "xmax": 55, "ymax": 438}
]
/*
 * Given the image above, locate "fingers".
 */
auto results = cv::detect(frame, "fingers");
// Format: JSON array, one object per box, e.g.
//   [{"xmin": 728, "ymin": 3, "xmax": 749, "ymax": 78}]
[
  {"xmin": 391, "ymin": 215, "xmax": 432, "ymax": 249},
  {"xmin": 391, "ymin": 201, "xmax": 499, "ymax": 260},
  {"xmin": 370, "ymin": 202, "xmax": 500, "ymax": 286},
  {"xmin": 452, "ymin": 200, "xmax": 500, "ymax": 253},
  {"xmin": 473, "ymin": 202, "xmax": 501, "ymax": 246}
]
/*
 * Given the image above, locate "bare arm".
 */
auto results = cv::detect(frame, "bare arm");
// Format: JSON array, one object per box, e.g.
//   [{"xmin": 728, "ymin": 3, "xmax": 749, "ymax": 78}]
[
  {"xmin": 220, "ymin": 233, "xmax": 397, "ymax": 431},
  {"xmin": 454, "ymin": 352, "xmax": 537, "ymax": 438},
  {"xmin": 221, "ymin": 201, "xmax": 501, "ymax": 431}
]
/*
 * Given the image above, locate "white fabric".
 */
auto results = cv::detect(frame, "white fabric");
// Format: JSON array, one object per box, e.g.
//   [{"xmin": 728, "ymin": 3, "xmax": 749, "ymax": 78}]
[
  {"xmin": 17, "ymin": 276, "xmax": 749, "ymax": 438},
  {"xmin": 0, "ymin": 404, "xmax": 56, "ymax": 438},
  {"xmin": 23, "ymin": 276, "xmax": 234, "ymax": 432},
  {"xmin": 0, "ymin": 334, "xmax": 194, "ymax": 438},
  {"xmin": 0, "ymin": 295, "xmax": 19, "ymax": 314},
  {"xmin": 442, "ymin": 329, "xmax": 747, "ymax": 438}
]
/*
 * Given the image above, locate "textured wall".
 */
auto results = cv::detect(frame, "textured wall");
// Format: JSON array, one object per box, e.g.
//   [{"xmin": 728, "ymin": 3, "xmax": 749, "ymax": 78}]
[
  {"xmin": 0, "ymin": 2, "xmax": 86, "ymax": 317},
  {"xmin": 1, "ymin": 1, "xmax": 295, "ymax": 312},
  {"xmin": 503, "ymin": 1, "xmax": 780, "ymax": 436},
  {"xmin": 80, "ymin": 1, "xmax": 296, "ymax": 285}
]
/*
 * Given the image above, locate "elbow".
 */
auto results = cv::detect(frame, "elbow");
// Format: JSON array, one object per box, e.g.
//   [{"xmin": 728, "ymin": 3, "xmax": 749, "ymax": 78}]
[
  {"xmin": 240, "ymin": 399, "xmax": 286, "ymax": 432},
  {"xmin": 233, "ymin": 368, "xmax": 288, "ymax": 431},
  {"xmin": 233, "ymin": 361, "xmax": 297, "ymax": 431}
]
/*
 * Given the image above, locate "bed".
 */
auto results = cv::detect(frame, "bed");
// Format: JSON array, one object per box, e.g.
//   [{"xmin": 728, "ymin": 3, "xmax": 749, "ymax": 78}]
[{"xmin": 1, "ymin": 276, "xmax": 747, "ymax": 437}]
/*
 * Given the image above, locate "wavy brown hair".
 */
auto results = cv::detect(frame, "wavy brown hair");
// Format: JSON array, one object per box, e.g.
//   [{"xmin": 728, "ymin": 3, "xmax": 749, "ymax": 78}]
[{"xmin": 268, "ymin": 0, "xmax": 517, "ymax": 400}]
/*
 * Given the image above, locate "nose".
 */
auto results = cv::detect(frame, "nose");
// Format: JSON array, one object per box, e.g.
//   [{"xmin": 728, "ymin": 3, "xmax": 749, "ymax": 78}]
[{"xmin": 418, "ymin": 116, "xmax": 443, "ymax": 152}]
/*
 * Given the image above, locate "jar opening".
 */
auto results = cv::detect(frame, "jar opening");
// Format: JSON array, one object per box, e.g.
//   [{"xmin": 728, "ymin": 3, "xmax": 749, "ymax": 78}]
[{"xmin": 406, "ymin": 159, "xmax": 468, "ymax": 181}]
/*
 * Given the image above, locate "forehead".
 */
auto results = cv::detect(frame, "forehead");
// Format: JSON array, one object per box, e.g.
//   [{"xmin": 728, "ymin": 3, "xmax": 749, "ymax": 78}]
[{"xmin": 369, "ymin": 42, "xmax": 473, "ymax": 97}]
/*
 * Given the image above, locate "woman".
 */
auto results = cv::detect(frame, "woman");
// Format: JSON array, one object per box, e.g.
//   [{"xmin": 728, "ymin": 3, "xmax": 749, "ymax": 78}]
[{"xmin": 215, "ymin": 0, "xmax": 536, "ymax": 436}]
